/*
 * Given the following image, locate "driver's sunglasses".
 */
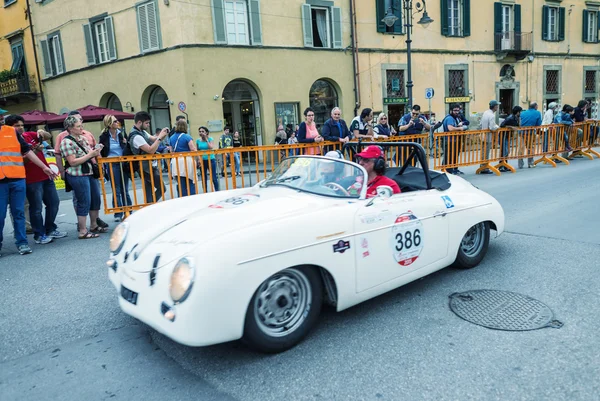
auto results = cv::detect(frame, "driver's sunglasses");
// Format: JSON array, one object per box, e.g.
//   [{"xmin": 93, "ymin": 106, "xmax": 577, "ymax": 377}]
[
  {"xmin": 357, "ymin": 157, "xmax": 374, "ymax": 164},
  {"xmin": 411, "ymin": 112, "xmax": 419, "ymax": 116}
]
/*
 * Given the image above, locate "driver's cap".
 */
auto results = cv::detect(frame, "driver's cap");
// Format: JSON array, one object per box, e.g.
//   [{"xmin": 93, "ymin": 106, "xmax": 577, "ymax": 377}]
[{"xmin": 356, "ymin": 145, "xmax": 383, "ymax": 159}]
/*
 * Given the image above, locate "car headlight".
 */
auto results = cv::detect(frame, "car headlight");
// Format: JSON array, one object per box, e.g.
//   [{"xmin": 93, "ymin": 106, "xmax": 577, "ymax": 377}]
[
  {"xmin": 169, "ymin": 257, "xmax": 195, "ymax": 304},
  {"xmin": 109, "ymin": 222, "xmax": 129, "ymax": 254}
]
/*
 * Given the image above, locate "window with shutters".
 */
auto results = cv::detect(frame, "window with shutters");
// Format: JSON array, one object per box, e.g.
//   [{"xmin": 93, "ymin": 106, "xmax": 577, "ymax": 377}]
[
  {"xmin": 542, "ymin": 5, "xmax": 564, "ymax": 42},
  {"xmin": 448, "ymin": 0, "xmax": 462, "ymax": 36},
  {"xmin": 9, "ymin": 39, "xmax": 26, "ymax": 77},
  {"xmin": 83, "ymin": 16, "xmax": 118, "ymax": 65},
  {"xmin": 583, "ymin": 10, "xmax": 599, "ymax": 43},
  {"xmin": 40, "ymin": 32, "xmax": 66, "ymax": 78},
  {"xmin": 137, "ymin": 0, "xmax": 162, "ymax": 53},
  {"xmin": 225, "ymin": 1, "xmax": 250, "ymax": 45},
  {"xmin": 212, "ymin": 0, "xmax": 262, "ymax": 46},
  {"xmin": 441, "ymin": 0, "xmax": 470, "ymax": 37},
  {"xmin": 376, "ymin": 0, "xmax": 404, "ymax": 34},
  {"xmin": 301, "ymin": 2, "xmax": 343, "ymax": 48}
]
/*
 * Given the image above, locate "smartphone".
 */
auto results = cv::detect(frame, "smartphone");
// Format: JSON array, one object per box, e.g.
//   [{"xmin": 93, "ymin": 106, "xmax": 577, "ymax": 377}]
[{"xmin": 94, "ymin": 144, "xmax": 103, "ymax": 150}]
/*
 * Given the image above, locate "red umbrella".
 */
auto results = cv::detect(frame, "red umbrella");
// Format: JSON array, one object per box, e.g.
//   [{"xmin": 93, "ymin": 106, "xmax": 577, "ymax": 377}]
[
  {"xmin": 20, "ymin": 110, "xmax": 61, "ymax": 125},
  {"xmin": 46, "ymin": 105, "xmax": 135, "ymax": 125}
]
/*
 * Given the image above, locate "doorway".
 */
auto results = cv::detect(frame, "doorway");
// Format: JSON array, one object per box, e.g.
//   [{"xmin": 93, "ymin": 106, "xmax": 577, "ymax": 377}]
[
  {"xmin": 499, "ymin": 89, "xmax": 515, "ymax": 118},
  {"xmin": 386, "ymin": 104, "xmax": 406, "ymax": 129},
  {"xmin": 222, "ymin": 80, "xmax": 262, "ymax": 151},
  {"xmin": 148, "ymin": 86, "xmax": 171, "ymax": 133}
]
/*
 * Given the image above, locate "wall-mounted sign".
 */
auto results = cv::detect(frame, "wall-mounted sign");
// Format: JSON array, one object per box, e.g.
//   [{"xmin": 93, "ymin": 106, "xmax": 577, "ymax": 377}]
[
  {"xmin": 391, "ymin": 78, "xmax": 401, "ymax": 92},
  {"xmin": 425, "ymin": 88, "xmax": 435, "ymax": 99},
  {"xmin": 383, "ymin": 97, "xmax": 408, "ymax": 105},
  {"xmin": 207, "ymin": 119, "xmax": 223, "ymax": 132},
  {"xmin": 178, "ymin": 101, "xmax": 186, "ymax": 112},
  {"xmin": 445, "ymin": 96, "xmax": 471, "ymax": 103}
]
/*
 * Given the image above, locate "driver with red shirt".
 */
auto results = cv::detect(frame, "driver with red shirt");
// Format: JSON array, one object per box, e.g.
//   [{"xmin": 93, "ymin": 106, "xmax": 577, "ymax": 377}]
[{"xmin": 355, "ymin": 145, "xmax": 401, "ymax": 198}]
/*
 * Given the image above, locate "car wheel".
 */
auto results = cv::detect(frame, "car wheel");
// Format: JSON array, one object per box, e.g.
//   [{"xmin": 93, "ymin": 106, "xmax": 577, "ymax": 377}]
[
  {"xmin": 451, "ymin": 222, "xmax": 490, "ymax": 269},
  {"xmin": 243, "ymin": 266, "xmax": 322, "ymax": 353}
]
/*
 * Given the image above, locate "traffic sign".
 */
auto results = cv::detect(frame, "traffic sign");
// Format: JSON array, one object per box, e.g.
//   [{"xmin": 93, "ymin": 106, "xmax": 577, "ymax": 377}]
[
  {"xmin": 425, "ymin": 88, "xmax": 434, "ymax": 99},
  {"xmin": 178, "ymin": 101, "xmax": 186, "ymax": 112}
]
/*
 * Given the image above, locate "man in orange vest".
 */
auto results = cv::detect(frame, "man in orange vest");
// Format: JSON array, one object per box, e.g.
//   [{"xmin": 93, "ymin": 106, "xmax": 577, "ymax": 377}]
[{"xmin": 1, "ymin": 114, "xmax": 57, "ymax": 256}]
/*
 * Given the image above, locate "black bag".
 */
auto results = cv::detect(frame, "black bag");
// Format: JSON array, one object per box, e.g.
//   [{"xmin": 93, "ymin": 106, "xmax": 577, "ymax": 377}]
[{"xmin": 66, "ymin": 135, "xmax": 100, "ymax": 179}]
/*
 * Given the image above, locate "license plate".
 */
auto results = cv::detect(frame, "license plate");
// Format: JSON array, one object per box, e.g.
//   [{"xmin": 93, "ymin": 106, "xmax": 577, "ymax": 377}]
[{"xmin": 121, "ymin": 285, "xmax": 138, "ymax": 305}]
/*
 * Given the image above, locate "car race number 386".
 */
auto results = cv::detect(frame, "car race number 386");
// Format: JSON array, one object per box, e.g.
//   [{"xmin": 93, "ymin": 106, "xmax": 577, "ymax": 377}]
[{"xmin": 391, "ymin": 212, "xmax": 423, "ymax": 266}]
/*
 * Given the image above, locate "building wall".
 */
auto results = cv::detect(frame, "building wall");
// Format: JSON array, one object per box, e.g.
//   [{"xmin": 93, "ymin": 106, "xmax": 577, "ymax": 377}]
[
  {"xmin": 0, "ymin": 0, "xmax": 43, "ymax": 113},
  {"xmin": 30, "ymin": 0, "xmax": 355, "ymax": 141},
  {"xmin": 355, "ymin": 0, "xmax": 600, "ymax": 124}
]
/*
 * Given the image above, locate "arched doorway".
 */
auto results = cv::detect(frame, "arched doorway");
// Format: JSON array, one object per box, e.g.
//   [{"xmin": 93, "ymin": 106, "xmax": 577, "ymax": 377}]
[
  {"xmin": 309, "ymin": 79, "xmax": 339, "ymax": 129},
  {"xmin": 147, "ymin": 86, "xmax": 171, "ymax": 133},
  {"xmin": 222, "ymin": 80, "xmax": 262, "ymax": 148},
  {"xmin": 100, "ymin": 92, "xmax": 123, "ymax": 111}
]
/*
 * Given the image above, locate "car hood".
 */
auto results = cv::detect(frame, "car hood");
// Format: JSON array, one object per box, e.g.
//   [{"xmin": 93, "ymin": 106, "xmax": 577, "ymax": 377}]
[{"xmin": 122, "ymin": 186, "xmax": 348, "ymax": 272}]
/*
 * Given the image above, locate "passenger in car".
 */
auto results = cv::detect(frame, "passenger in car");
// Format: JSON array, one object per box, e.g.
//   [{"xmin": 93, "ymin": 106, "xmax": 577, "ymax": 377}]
[{"xmin": 355, "ymin": 146, "xmax": 401, "ymax": 198}]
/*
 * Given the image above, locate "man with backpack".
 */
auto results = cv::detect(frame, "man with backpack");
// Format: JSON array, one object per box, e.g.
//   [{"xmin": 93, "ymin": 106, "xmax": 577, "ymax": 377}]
[{"xmin": 127, "ymin": 111, "xmax": 168, "ymax": 203}]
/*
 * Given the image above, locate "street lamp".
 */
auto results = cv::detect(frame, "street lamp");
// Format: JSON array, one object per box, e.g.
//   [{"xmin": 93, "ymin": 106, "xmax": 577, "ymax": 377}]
[{"xmin": 383, "ymin": 1, "xmax": 433, "ymax": 109}]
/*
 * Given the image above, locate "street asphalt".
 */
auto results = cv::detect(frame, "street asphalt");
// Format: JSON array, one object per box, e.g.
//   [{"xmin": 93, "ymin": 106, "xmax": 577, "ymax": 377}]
[{"xmin": 1, "ymin": 154, "xmax": 598, "ymax": 401}]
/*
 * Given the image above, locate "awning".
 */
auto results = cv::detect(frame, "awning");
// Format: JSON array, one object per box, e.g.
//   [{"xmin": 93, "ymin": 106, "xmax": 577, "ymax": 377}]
[
  {"xmin": 19, "ymin": 109, "xmax": 61, "ymax": 125},
  {"xmin": 46, "ymin": 105, "xmax": 135, "ymax": 125}
]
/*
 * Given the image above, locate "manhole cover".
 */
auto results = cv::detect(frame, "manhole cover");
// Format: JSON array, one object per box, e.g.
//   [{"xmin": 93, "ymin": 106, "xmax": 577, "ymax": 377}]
[{"xmin": 449, "ymin": 290, "xmax": 563, "ymax": 331}]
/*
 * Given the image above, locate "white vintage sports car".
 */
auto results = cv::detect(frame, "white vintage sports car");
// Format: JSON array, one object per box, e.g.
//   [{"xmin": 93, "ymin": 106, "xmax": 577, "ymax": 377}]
[{"xmin": 108, "ymin": 143, "xmax": 504, "ymax": 353}]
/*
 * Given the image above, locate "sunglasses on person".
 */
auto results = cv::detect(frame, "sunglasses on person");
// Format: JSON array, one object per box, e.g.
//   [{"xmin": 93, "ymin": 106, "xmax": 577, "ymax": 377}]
[{"xmin": 411, "ymin": 112, "xmax": 419, "ymax": 116}]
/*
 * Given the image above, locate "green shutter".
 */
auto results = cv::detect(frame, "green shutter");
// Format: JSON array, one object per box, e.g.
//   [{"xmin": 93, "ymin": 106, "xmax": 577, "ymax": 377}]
[
  {"xmin": 514, "ymin": 4, "xmax": 521, "ymax": 33},
  {"xmin": 82, "ymin": 23, "xmax": 96, "ymax": 65},
  {"xmin": 558, "ymin": 7, "xmax": 565, "ymax": 41},
  {"xmin": 301, "ymin": 4, "xmax": 313, "ymax": 47},
  {"xmin": 597, "ymin": 11, "xmax": 600, "ymax": 43},
  {"xmin": 441, "ymin": 0, "xmax": 448, "ymax": 36},
  {"xmin": 55, "ymin": 34, "xmax": 65, "ymax": 74},
  {"xmin": 40, "ymin": 39, "xmax": 52, "ymax": 77},
  {"xmin": 583, "ymin": 10, "xmax": 589, "ymax": 42},
  {"xmin": 332, "ymin": 6, "xmax": 343, "ymax": 48},
  {"xmin": 376, "ymin": 0, "xmax": 386, "ymax": 33},
  {"xmin": 211, "ymin": 0, "xmax": 227, "ymax": 44},
  {"xmin": 105, "ymin": 16, "xmax": 118, "ymax": 60},
  {"xmin": 542, "ymin": 5, "xmax": 548, "ymax": 40},
  {"xmin": 494, "ymin": 2, "xmax": 502, "ymax": 34},
  {"xmin": 394, "ymin": 6, "xmax": 403, "ymax": 34},
  {"xmin": 248, "ymin": 0, "xmax": 262, "ymax": 45},
  {"xmin": 462, "ymin": 0, "xmax": 471, "ymax": 37}
]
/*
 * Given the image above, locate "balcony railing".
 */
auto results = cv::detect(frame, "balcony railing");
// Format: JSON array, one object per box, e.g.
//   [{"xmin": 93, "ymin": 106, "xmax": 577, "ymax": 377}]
[
  {"xmin": 0, "ymin": 75, "xmax": 36, "ymax": 99},
  {"xmin": 494, "ymin": 31, "xmax": 532, "ymax": 54}
]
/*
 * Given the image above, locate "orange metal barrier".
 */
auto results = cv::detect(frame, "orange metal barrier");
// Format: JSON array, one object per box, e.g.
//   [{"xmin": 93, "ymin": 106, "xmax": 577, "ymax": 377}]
[{"xmin": 433, "ymin": 121, "xmax": 599, "ymax": 174}]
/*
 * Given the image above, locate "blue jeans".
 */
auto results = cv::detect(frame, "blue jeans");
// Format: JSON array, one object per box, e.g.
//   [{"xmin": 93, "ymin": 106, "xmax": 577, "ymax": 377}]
[
  {"xmin": 202, "ymin": 159, "xmax": 220, "ymax": 191},
  {"xmin": 26, "ymin": 179, "xmax": 59, "ymax": 238},
  {"xmin": 110, "ymin": 163, "xmax": 132, "ymax": 218},
  {"xmin": 67, "ymin": 174, "xmax": 101, "ymax": 216},
  {"xmin": 0, "ymin": 179, "xmax": 28, "ymax": 249},
  {"xmin": 176, "ymin": 177, "xmax": 196, "ymax": 197},
  {"xmin": 233, "ymin": 152, "xmax": 240, "ymax": 174}
]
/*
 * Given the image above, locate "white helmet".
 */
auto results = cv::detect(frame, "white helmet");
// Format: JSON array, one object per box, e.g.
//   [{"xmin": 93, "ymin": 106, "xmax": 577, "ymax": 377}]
[{"xmin": 324, "ymin": 150, "xmax": 343, "ymax": 160}]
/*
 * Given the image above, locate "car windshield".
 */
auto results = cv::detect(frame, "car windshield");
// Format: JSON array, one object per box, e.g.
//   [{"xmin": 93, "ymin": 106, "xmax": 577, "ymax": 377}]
[{"xmin": 261, "ymin": 156, "xmax": 366, "ymax": 198}]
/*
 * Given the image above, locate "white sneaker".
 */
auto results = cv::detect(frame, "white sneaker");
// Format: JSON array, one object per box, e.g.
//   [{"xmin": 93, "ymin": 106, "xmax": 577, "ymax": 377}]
[
  {"xmin": 48, "ymin": 230, "xmax": 68, "ymax": 239},
  {"xmin": 34, "ymin": 235, "xmax": 53, "ymax": 244}
]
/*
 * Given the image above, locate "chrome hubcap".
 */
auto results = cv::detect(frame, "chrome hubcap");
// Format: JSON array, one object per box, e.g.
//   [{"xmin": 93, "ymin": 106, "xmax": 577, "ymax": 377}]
[
  {"xmin": 461, "ymin": 223, "xmax": 485, "ymax": 257},
  {"xmin": 254, "ymin": 269, "xmax": 311, "ymax": 337}
]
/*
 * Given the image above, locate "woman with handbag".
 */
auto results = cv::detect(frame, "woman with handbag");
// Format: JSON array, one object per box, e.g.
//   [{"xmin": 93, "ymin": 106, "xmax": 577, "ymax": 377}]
[
  {"xmin": 196, "ymin": 126, "xmax": 220, "ymax": 192},
  {"xmin": 297, "ymin": 107, "xmax": 324, "ymax": 155},
  {"xmin": 59, "ymin": 116, "xmax": 106, "ymax": 239},
  {"xmin": 169, "ymin": 119, "xmax": 198, "ymax": 197},
  {"xmin": 99, "ymin": 115, "xmax": 131, "ymax": 222}
]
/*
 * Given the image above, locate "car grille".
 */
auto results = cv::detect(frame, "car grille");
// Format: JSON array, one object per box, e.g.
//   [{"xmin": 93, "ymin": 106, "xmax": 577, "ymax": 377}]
[{"xmin": 120, "ymin": 285, "xmax": 138, "ymax": 305}]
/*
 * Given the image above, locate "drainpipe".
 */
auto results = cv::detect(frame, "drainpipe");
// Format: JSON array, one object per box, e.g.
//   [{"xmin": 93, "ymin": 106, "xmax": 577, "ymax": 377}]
[
  {"xmin": 349, "ymin": 0, "xmax": 360, "ymax": 116},
  {"xmin": 25, "ymin": 0, "xmax": 46, "ymax": 111}
]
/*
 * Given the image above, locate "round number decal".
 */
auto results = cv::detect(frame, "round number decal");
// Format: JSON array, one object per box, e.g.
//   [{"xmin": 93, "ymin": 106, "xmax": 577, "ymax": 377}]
[
  {"xmin": 210, "ymin": 193, "xmax": 260, "ymax": 208},
  {"xmin": 390, "ymin": 212, "xmax": 424, "ymax": 266}
]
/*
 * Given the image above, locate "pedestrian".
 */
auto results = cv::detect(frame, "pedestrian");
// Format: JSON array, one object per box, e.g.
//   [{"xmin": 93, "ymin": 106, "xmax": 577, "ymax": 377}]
[
  {"xmin": 518, "ymin": 102, "xmax": 542, "ymax": 169},
  {"xmin": 21, "ymin": 127, "xmax": 67, "ymax": 244},
  {"xmin": 218, "ymin": 127, "xmax": 233, "ymax": 177},
  {"xmin": 275, "ymin": 124, "xmax": 288, "ymax": 160},
  {"xmin": 288, "ymin": 131, "xmax": 299, "ymax": 156},
  {"xmin": 99, "ymin": 115, "xmax": 132, "ymax": 222},
  {"xmin": 1, "ymin": 115, "xmax": 57, "ymax": 255},
  {"xmin": 479, "ymin": 100, "xmax": 500, "ymax": 174},
  {"xmin": 59, "ymin": 115, "xmax": 106, "ymax": 239},
  {"xmin": 542, "ymin": 102, "xmax": 558, "ymax": 153},
  {"xmin": 54, "ymin": 110, "xmax": 109, "ymax": 230},
  {"xmin": 398, "ymin": 105, "xmax": 431, "ymax": 135},
  {"xmin": 129, "ymin": 111, "xmax": 168, "ymax": 203},
  {"xmin": 349, "ymin": 108, "xmax": 375, "ymax": 139},
  {"xmin": 553, "ymin": 104, "xmax": 575, "ymax": 157},
  {"xmin": 232, "ymin": 131, "xmax": 242, "ymax": 175},
  {"xmin": 498, "ymin": 106, "xmax": 522, "ymax": 172},
  {"xmin": 321, "ymin": 107, "xmax": 351, "ymax": 153},
  {"xmin": 442, "ymin": 104, "xmax": 468, "ymax": 175},
  {"xmin": 169, "ymin": 119, "xmax": 197, "ymax": 197},
  {"xmin": 196, "ymin": 126, "xmax": 220, "ymax": 192},
  {"xmin": 297, "ymin": 107, "xmax": 324, "ymax": 155},
  {"xmin": 373, "ymin": 113, "xmax": 396, "ymax": 138}
]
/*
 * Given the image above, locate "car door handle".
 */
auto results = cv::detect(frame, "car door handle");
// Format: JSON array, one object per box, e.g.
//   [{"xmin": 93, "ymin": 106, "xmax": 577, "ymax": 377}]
[{"xmin": 433, "ymin": 211, "xmax": 447, "ymax": 218}]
